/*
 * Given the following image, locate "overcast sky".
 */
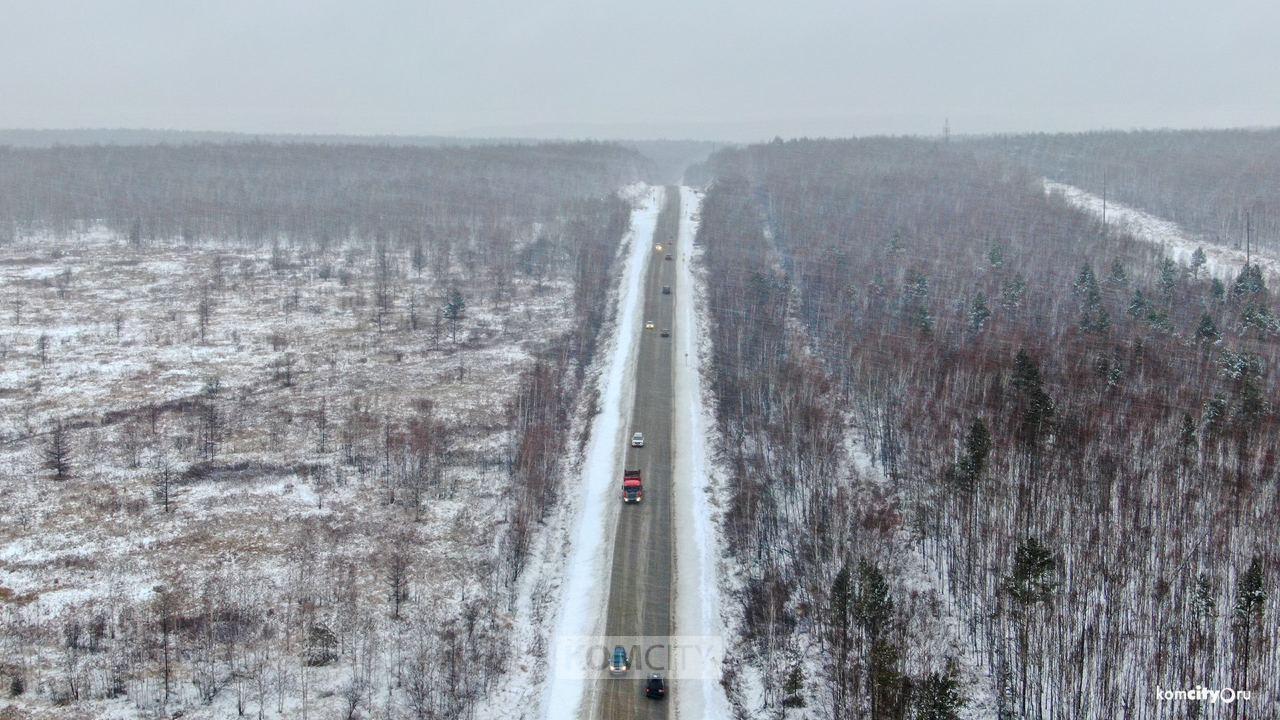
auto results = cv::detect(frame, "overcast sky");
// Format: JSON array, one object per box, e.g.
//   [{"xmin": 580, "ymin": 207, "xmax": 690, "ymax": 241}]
[{"xmin": 1, "ymin": 0, "xmax": 1276, "ymax": 141}]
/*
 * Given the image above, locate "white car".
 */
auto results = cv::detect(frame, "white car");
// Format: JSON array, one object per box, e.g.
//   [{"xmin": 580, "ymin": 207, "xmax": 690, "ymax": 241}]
[{"xmin": 632, "ymin": 432, "xmax": 645, "ymax": 447}]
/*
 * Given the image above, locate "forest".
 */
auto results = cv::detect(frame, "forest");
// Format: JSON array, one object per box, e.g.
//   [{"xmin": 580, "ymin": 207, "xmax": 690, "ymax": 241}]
[
  {"xmin": 968, "ymin": 128, "xmax": 1280, "ymax": 255},
  {"xmin": 694, "ymin": 137, "xmax": 1277, "ymax": 719},
  {"xmin": 0, "ymin": 141, "xmax": 640, "ymax": 718}
]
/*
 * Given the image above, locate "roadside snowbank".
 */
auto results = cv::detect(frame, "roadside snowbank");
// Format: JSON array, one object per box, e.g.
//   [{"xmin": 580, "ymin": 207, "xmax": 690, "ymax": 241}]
[
  {"xmin": 1045, "ymin": 180, "xmax": 1280, "ymax": 285},
  {"xmin": 541, "ymin": 184, "xmax": 663, "ymax": 720},
  {"xmin": 671, "ymin": 186, "xmax": 733, "ymax": 720}
]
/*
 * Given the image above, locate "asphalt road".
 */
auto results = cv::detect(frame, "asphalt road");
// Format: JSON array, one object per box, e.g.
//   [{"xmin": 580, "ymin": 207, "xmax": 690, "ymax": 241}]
[{"xmin": 596, "ymin": 188, "xmax": 679, "ymax": 720}]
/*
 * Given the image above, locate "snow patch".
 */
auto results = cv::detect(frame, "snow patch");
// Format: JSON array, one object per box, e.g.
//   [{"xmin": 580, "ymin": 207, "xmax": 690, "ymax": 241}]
[{"xmin": 671, "ymin": 186, "xmax": 733, "ymax": 720}]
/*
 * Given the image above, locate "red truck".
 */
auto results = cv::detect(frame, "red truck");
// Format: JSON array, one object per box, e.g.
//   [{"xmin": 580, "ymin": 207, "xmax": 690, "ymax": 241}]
[{"xmin": 622, "ymin": 469, "xmax": 643, "ymax": 503}]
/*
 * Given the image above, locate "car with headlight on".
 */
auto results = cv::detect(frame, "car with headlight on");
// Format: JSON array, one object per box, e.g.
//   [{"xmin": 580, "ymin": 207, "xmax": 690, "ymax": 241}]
[
  {"xmin": 609, "ymin": 646, "xmax": 630, "ymax": 673},
  {"xmin": 644, "ymin": 320, "xmax": 655, "ymax": 330}
]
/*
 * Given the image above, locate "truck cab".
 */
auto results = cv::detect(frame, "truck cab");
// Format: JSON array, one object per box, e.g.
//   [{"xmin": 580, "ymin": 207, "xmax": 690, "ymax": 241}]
[{"xmin": 622, "ymin": 469, "xmax": 643, "ymax": 503}]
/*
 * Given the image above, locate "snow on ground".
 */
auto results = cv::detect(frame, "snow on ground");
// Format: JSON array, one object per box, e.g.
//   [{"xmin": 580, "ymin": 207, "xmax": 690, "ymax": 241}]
[
  {"xmin": 0, "ymin": 218, "xmax": 577, "ymax": 717},
  {"xmin": 1045, "ymin": 180, "xmax": 1280, "ymax": 285},
  {"xmin": 540, "ymin": 184, "xmax": 663, "ymax": 720},
  {"xmin": 671, "ymin": 186, "xmax": 732, "ymax": 720}
]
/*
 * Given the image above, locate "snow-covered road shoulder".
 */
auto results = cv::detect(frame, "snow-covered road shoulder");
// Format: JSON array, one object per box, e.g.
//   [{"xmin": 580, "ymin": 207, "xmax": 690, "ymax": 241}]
[
  {"xmin": 541, "ymin": 184, "xmax": 663, "ymax": 720},
  {"xmin": 671, "ymin": 186, "xmax": 732, "ymax": 720}
]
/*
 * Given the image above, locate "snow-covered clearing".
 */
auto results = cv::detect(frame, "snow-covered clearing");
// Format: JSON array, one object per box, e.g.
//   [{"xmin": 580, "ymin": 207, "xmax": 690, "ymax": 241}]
[
  {"xmin": 540, "ymin": 184, "xmax": 663, "ymax": 720},
  {"xmin": 671, "ymin": 186, "xmax": 732, "ymax": 720},
  {"xmin": 1045, "ymin": 180, "xmax": 1280, "ymax": 285},
  {"xmin": 0, "ymin": 218, "xmax": 575, "ymax": 717}
]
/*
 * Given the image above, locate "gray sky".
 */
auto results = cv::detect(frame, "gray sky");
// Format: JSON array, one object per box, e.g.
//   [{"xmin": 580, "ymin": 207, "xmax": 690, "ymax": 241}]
[{"xmin": 1, "ymin": 0, "xmax": 1277, "ymax": 141}]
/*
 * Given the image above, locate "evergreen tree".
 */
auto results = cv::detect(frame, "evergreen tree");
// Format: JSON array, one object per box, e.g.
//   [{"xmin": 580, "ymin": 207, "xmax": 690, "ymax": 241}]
[
  {"xmin": 999, "ymin": 276, "xmax": 1026, "ymax": 310},
  {"xmin": 1232, "ymin": 557, "xmax": 1266, "ymax": 692},
  {"xmin": 1072, "ymin": 264, "xmax": 1099, "ymax": 299},
  {"xmin": 1230, "ymin": 263, "xmax": 1266, "ymax": 300},
  {"xmin": 1127, "ymin": 289, "xmax": 1148, "ymax": 318},
  {"xmin": 1203, "ymin": 394, "xmax": 1229, "ymax": 438},
  {"xmin": 902, "ymin": 270, "xmax": 933, "ymax": 334},
  {"xmin": 1210, "ymin": 277, "xmax": 1226, "ymax": 301},
  {"xmin": 1005, "ymin": 536, "xmax": 1058, "ymax": 606},
  {"xmin": 1194, "ymin": 313, "xmax": 1219, "ymax": 342},
  {"xmin": 781, "ymin": 664, "xmax": 806, "ymax": 708},
  {"xmin": 869, "ymin": 638, "xmax": 907, "ymax": 719},
  {"xmin": 855, "ymin": 560, "xmax": 894, "ymax": 640},
  {"xmin": 1190, "ymin": 246, "xmax": 1207, "ymax": 278},
  {"xmin": 1233, "ymin": 557, "xmax": 1265, "ymax": 625},
  {"xmin": 828, "ymin": 558, "xmax": 855, "ymax": 714},
  {"xmin": 1178, "ymin": 413, "xmax": 1197, "ymax": 457},
  {"xmin": 968, "ymin": 292, "xmax": 991, "ymax": 332},
  {"xmin": 1241, "ymin": 304, "xmax": 1280, "ymax": 335},
  {"xmin": 1012, "ymin": 350, "xmax": 1054, "ymax": 447},
  {"xmin": 443, "ymin": 288, "xmax": 466, "ymax": 343},
  {"xmin": 915, "ymin": 669, "xmax": 964, "ymax": 720},
  {"xmin": 1191, "ymin": 573, "xmax": 1216, "ymax": 619},
  {"xmin": 988, "ymin": 242, "xmax": 1004, "ymax": 269},
  {"xmin": 1158, "ymin": 257, "xmax": 1179, "ymax": 299},
  {"xmin": 1108, "ymin": 258, "xmax": 1128, "ymax": 285},
  {"xmin": 952, "ymin": 419, "xmax": 992, "ymax": 493},
  {"xmin": 44, "ymin": 421, "xmax": 72, "ymax": 481}
]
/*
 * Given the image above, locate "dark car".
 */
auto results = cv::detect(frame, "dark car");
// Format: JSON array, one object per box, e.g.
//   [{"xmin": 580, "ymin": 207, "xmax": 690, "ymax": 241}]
[
  {"xmin": 664, "ymin": 253, "xmax": 673, "ymax": 261},
  {"xmin": 660, "ymin": 328, "xmax": 670, "ymax": 337},
  {"xmin": 662, "ymin": 285, "xmax": 671, "ymax": 295},
  {"xmin": 644, "ymin": 674, "xmax": 667, "ymax": 700}
]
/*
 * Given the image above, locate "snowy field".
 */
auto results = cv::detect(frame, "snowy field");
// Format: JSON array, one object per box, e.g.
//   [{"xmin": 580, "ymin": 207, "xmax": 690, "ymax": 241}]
[
  {"xmin": 1045, "ymin": 180, "xmax": 1280, "ymax": 286},
  {"xmin": 0, "ymin": 219, "xmax": 579, "ymax": 717}
]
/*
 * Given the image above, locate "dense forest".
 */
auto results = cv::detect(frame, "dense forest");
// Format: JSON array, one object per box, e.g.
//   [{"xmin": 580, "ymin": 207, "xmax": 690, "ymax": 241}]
[
  {"xmin": 0, "ymin": 141, "xmax": 639, "ymax": 718},
  {"xmin": 0, "ymin": 141, "xmax": 644, "ymax": 243},
  {"xmin": 969, "ymin": 128, "xmax": 1280, "ymax": 254},
  {"xmin": 696, "ymin": 138, "xmax": 1277, "ymax": 719}
]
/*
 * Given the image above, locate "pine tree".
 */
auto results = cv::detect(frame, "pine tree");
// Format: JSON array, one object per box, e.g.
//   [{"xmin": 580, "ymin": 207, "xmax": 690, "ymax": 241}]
[
  {"xmin": 1000, "ymin": 276, "xmax": 1026, "ymax": 310},
  {"xmin": 1178, "ymin": 413, "xmax": 1197, "ymax": 458},
  {"xmin": 1158, "ymin": 257, "xmax": 1179, "ymax": 299},
  {"xmin": 855, "ymin": 560, "xmax": 894, "ymax": 640},
  {"xmin": 988, "ymin": 242, "xmax": 1004, "ymax": 269},
  {"xmin": 915, "ymin": 669, "xmax": 964, "ymax": 720},
  {"xmin": 782, "ymin": 664, "xmax": 806, "ymax": 708},
  {"xmin": 952, "ymin": 419, "xmax": 992, "ymax": 493},
  {"xmin": 1210, "ymin": 277, "xmax": 1226, "ymax": 301},
  {"xmin": 1191, "ymin": 573, "xmax": 1216, "ymax": 619},
  {"xmin": 1190, "ymin": 246, "xmax": 1207, "ymax": 278},
  {"xmin": 44, "ymin": 421, "xmax": 72, "ymax": 481},
  {"xmin": 1012, "ymin": 350, "xmax": 1053, "ymax": 448},
  {"xmin": 1233, "ymin": 557, "xmax": 1265, "ymax": 625},
  {"xmin": 1194, "ymin": 313, "xmax": 1219, "ymax": 342},
  {"xmin": 1127, "ymin": 289, "xmax": 1148, "ymax": 318},
  {"xmin": 1005, "ymin": 536, "xmax": 1058, "ymax": 606},
  {"xmin": 1108, "ymin": 258, "xmax": 1129, "ymax": 285},
  {"xmin": 1232, "ymin": 557, "xmax": 1266, "ymax": 694},
  {"xmin": 968, "ymin": 292, "xmax": 991, "ymax": 332},
  {"xmin": 1230, "ymin": 263, "xmax": 1266, "ymax": 300},
  {"xmin": 1072, "ymin": 264, "xmax": 1098, "ymax": 298},
  {"xmin": 443, "ymin": 288, "xmax": 466, "ymax": 344},
  {"xmin": 902, "ymin": 270, "xmax": 933, "ymax": 333},
  {"xmin": 829, "ymin": 559, "xmax": 855, "ymax": 714}
]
